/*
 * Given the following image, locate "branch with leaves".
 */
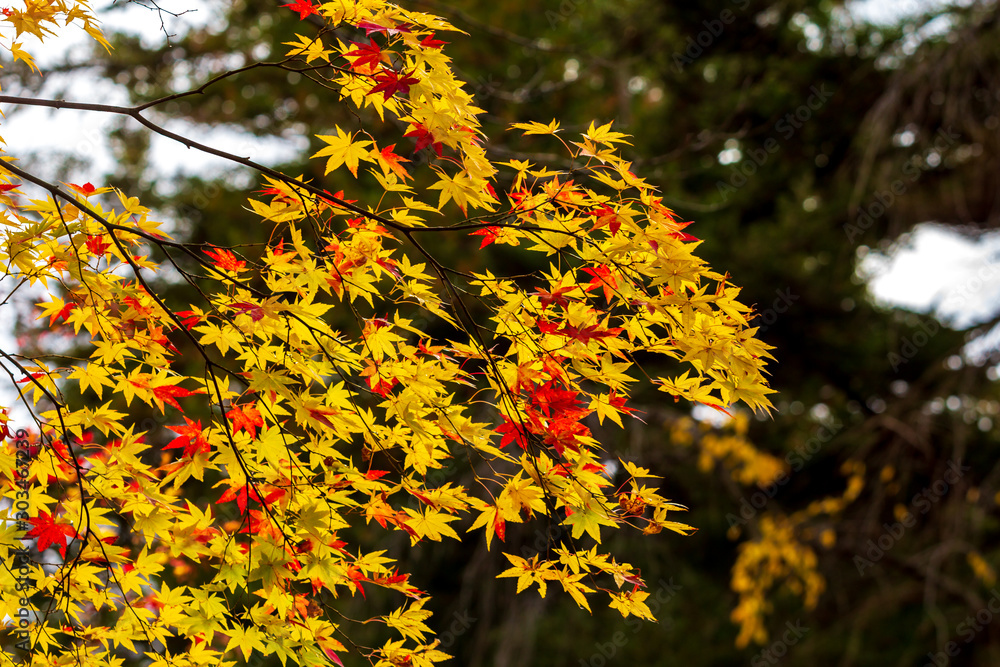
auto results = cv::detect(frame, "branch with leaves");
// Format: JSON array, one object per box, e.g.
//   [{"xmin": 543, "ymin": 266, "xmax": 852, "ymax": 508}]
[{"xmin": 0, "ymin": 1, "xmax": 775, "ymax": 665}]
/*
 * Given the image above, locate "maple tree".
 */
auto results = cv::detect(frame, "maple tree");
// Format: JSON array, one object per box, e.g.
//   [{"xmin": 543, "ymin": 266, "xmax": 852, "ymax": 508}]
[{"xmin": 0, "ymin": 1, "xmax": 779, "ymax": 665}]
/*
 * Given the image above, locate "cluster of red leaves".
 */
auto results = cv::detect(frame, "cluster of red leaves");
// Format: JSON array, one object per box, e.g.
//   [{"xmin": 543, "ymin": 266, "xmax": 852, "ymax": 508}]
[{"xmin": 499, "ymin": 377, "xmax": 593, "ymax": 457}]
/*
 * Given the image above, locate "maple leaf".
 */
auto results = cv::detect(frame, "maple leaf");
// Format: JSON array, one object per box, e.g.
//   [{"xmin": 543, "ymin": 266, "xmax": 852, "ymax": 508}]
[
  {"xmin": 229, "ymin": 301, "xmax": 265, "ymax": 322},
  {"xmin": 150, "ymin": 384, "xmax": 200, "ymax": 411},
  {"xmin": 219, "ymin": 483, "xmax": 284, "ymax": 515},
  {"xmin": 563, "ymin": 503, "xmax": 617, "ymax": 543},
  {"xmin": 367, "ymin": 69, "xmax": 420, "ymax": 101},
  {"xmin": 344, "ymin": 38, "xmax": 384, "ymax": 71},
  {"xmin": 590, "ymin": 206, "xmax": 623, "ymax": 235},
  {"xmin": 164, "ymin": 417, "xmax": 211, "ymax": 458},
  {"xmin": 69, "ymin": 182, "xmax": 96, "ymax": 195},
  {"xmin": 204, "ymin": 247, "xmax": 246, "ymax": 271},
  {"xmin": 511, "ymin": 119, "xmax": 562, "ymax": 136},
  {"xmin": 404, "ymin": 123, "xmax": 443, "ymax": 156},
  {"xmin": 173, "ymin": 310, "xmax": 202, "ymax": 329},
  {"xmin": 226, "ymin": 404, "xmax": 264, "ymax": 438},
  {"xmin": 583, "ymin": 120, "xmax": 632, "ymax": 145},
  {"xmin": 469, "ymin": 226, "xmax": 501, "ymax": 249},
  {"xmin": 40, "ymin": 300, "xmax": 76, "ymax": 326},
  {"xmin": 496, "ymin": 416, "xmax": 529, "ymax": 449},
  {"xmin": 85, "ymin": 234, "xmax": 111, "ymax": 255},
  {"xmin": 581, "ymin": 265, "xmax": 619, "ymax": 302},
  {"xmin": 372, "ymin": 143, "xmax": 411, "ymax": 181},
  {"xmin": 608, "ymin": 589, "xmax": 655, "ymax": 621},
  {"xmin": 420, "ymin": 33, "xmax": 448, "ymax": 49},
  {"xmin": 27, "ymin": 512, "xmax": 76, "ymax": 557},
  {"xmin": 312, "ymin": 126, "xmax": 374, "ymax": 177},
  {"xmin": 533, "ymin": 285, "xmax": 577, "ymax": 310},
  {"xmin": 357, "ymin": 20, "xmax": 412, "ymax": 37},
  {"xmin": 281, "ymin": 0, "xmax": 317, "ymax": 20},
  {"xmin": 356, "ymin": 20, "xmax": 389, "ymax": 36}
]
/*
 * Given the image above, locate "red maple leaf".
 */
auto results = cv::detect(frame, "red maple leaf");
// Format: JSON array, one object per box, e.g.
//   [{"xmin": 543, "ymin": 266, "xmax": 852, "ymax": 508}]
[
  {"xmin": 26, "ymin": 512, "xmax": 76, "ymax": 557},
  {"xmin": 229, "ymin": 301, "xmax": 265, "ymax": 322},
  {"xmin": 469, "ymin": 226, "xmax": 501, "ymax": 249},
  {"xmin": 356, "ymin": 20, "xmax": 388, "ymax": 36},
  {"xmin": 357, "ymin": 20, "xmax": 412, "ymax": 37},
  {"xmin": 164, "ymin": 417, "xmax": 211, "ymax": 458},
  {"xmin": 556, "ymin": 322, "xmax": 623, "ymax": 344},
  {"xmin": 533, "ymin": 285, "xmax": 576, "ymax": 310},
  {"xmin": 321, "ymin": 189, "xmax": 358, "ymax": 208},
  {"xmin": 528, "ymin": 380, "xmax": 587, "ymax": 419},
  {"xmin": 590, "ymin": 206, "xmax": 622, "ymax": 236},
  {"xmin": 543, "ymin": 417, "xmax": 588, "ymax": 456},
  {"xmin": 419, "ymin": 33, "xmax": 448, "ymax": 49},
  {"xmin": 226, "ymin": 404, "xmax": 264, "ymax": 439},
  {"xmin": 609, "ymin": 391, "xmax": 639, "ymax": 418},
  {"xmin": 281, "ymin": 0, "xmax": 317, "ymax": 20},
  {"xmin": 367, "ymin": 69, "xmax": 420, "ymax": 101},
  {"xmin": 496, "ymin": 416, "xmax": 529, "ymax": 449},
  {"xmin": 69, "ymin": 182, "xmax": 96, "ymax": 196},
  {"xmin": 85, "ymin": 234, "xmax": 111, "ymax": 256},
  {"xmin": 46, "ymin": 302, "xmax": 76, "ymax": 326},
  {"xmin": 219, "ymin": 483, "xmax": 285, "ymax": 515},
  {"xmin": 173, "ymin": 310, "xmax": 202, "ymax": 329},
  {"xmin": 204, "ymin": 247, "xmax": 246, "ymax": 271},
  {"xmin": 404, "ymin": 123, "xmax": 443, "ymax": 156},
  {"xmin": 344, "ymin": 38, "xmax": 384, "ymax": 71},
  {"xmin": 307, "ymin": 406, "xmax": 339, "ymax": 429},
  {"xmin": 0, "ymin": 183, "xmax": 19, "ymax": 192},
  {"xmin": 149, "ymin": 384, "xmax": 202, "ymax": 412},
  {"xmin": 581, "ymin": 265, "xmax": 619, "ymax": 302},
  {"xmin": 374, "ymin": 143, "xmax": 411, "ymax": 180}
]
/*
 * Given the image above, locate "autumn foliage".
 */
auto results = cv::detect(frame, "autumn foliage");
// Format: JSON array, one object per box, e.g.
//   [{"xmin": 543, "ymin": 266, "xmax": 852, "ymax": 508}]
[{"xmin": 0, "ymin": 1, "xmax": 775, "ymax": 665}]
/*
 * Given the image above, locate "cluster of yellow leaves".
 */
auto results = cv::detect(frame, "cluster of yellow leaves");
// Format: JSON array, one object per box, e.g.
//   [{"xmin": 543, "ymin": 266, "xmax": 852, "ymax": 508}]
[
  {"xmin": 0, "ymin": 0, "xmax": 778, "ymax": 665},
  {"xmin": 670, "ymin": 412, "xmax": 786, "ymax": 486},
  {"xmin": 0, "ymin": 0, "xmax": 108, "ymax": 74},
  {"xmin": 729, "ymin": 458, "xmax": 864, "ymax": 647}
]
